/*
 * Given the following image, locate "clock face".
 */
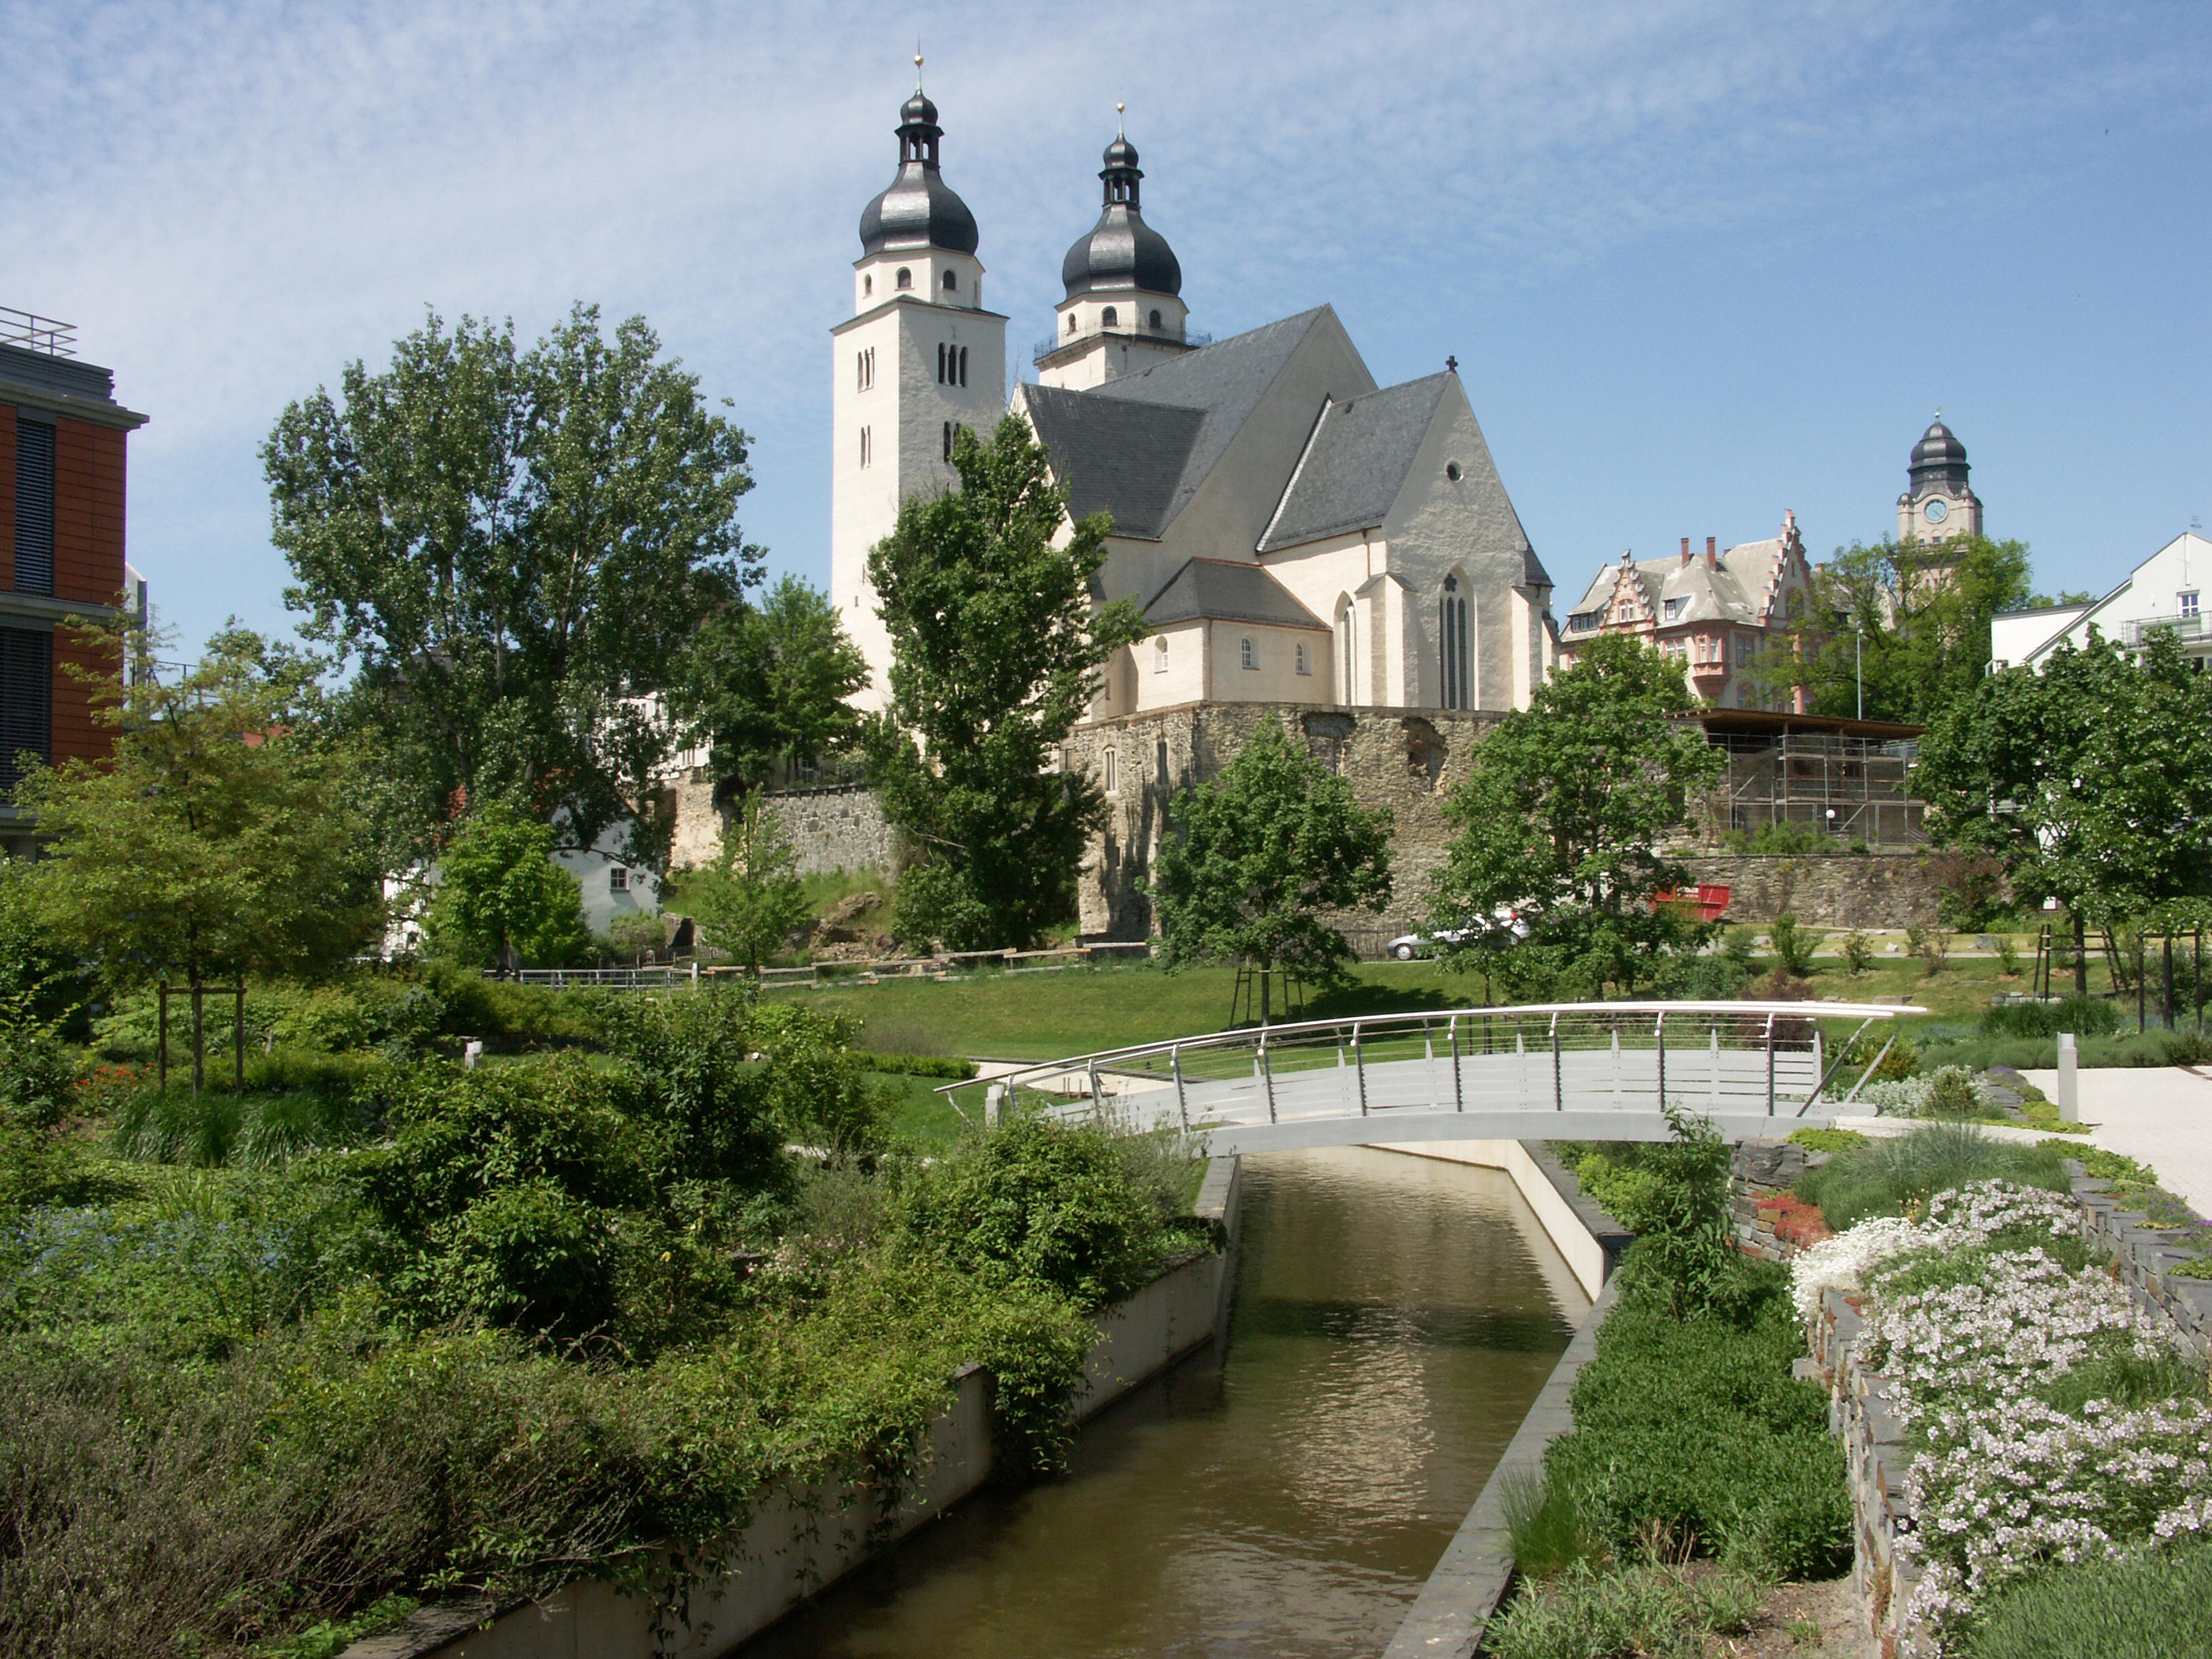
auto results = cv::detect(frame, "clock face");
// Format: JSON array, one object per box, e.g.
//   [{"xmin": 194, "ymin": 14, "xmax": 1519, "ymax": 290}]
[{"xmin": 1924, "ymin": 498, "xmax": 1949, "ymax": 524}]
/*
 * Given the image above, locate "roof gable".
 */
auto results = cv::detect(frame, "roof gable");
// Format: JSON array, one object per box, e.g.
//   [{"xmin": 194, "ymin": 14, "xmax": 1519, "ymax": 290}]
[
  {"xmin": 1141, "ymin": 557, "xmax": 1329, "ymax": 631},
  {"xmin": 1257, "ymin": 373, "xmax": 1450, "ymax": 552}
]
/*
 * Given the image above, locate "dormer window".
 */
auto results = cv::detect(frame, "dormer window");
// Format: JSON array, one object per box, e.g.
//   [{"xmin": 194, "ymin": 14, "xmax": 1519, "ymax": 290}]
[
  {"xmin": 1663, "ymin": 597, "xmax": 1686, "ymax": 621},
  {"xmin": 895, "ymin": 267, "xmax": 912, "ymax": 290}
]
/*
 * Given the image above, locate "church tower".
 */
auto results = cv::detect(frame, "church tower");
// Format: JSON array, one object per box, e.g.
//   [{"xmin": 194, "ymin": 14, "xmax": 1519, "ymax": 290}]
[
  {"xmin": 1035, "ymin": 114, "xmax": 1194, "ymax": 390},
  {"xmin": 1896, "ymin": 416, "xmax": 1983, "ymax": 544},
  {"xmin": 832, "ymin": 69, "xmax": 1007, "ymax": 709}
]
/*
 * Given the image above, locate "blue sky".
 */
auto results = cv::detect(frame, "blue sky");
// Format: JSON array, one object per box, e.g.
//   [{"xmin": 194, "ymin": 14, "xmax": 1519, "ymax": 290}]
[{"xmin": 6, "ymin": 1, "xmax": 2207, "ymax": 653}]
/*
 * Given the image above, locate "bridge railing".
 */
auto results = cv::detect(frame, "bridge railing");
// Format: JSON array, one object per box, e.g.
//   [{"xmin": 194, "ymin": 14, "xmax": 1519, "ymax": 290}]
[{"xmin": 940, "ymin": 1000, "xmax": 1923, "ymax": 1130}]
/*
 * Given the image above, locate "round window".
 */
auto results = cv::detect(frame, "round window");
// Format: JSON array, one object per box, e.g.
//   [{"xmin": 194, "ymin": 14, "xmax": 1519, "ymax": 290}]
[{"xmin": 1445, "ymin": 462, "xmax": 1463, "ymax": 482}]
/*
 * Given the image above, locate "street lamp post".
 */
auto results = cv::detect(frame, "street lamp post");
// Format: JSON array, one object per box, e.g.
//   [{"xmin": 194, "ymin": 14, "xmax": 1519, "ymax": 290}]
[{"xmin": 1854, "ymin": 626, "xmax": 1864, "ymax": 721}]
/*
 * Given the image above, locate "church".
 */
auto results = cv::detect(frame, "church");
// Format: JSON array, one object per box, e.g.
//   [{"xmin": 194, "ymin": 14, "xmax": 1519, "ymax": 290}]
[{"xmin": 829, "ymin": 84, "xmax": 1560, "ymax": 726}]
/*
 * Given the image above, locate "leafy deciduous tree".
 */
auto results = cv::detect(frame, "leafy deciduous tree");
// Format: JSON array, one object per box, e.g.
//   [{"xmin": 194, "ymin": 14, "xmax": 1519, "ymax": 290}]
[
  {"xmin": 863, "ymin": 418, "xmax": 1144, "ymax": 950},
  {"xmin": 1148, "ymin": 717, "xmax": 1394, "ymax": 988},
  {"xmin": 263, "ymin": 304, "xmax": 758, "ymax": 869},
  {"xmin": 423, "ymin": 807, "xmax": 593, "ymax": 974},
  {"xmin": 1430, "ymin": 633, "xmax": 1723, "ymax": 997},
  {"xmin": 16, "ymin": 624, "xmax": 383, "ymax": 1086},
  {"xmin": 680, "ymin": 796, "xmax": 811, "ymax": 975},
  {"xmin": 669, "ymin": 574, "xmax": 868, "ymax": 789}
]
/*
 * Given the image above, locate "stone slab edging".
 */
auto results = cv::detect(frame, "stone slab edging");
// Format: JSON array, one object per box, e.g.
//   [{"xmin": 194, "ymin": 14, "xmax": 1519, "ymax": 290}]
[
  {"xmin": 1379, "ymin": 1141, "xmax": 1630, "ymax": 1658},
  {"xmin": 340, "ymin": 1158, "xmax": 1244, "ymax": 1659}
]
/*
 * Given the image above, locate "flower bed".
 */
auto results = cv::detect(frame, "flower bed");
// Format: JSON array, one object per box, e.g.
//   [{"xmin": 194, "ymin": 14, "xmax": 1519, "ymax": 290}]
[{"xmin": 1797, "ymin": 1176, "xmax": 2212, "ymax": 1655}]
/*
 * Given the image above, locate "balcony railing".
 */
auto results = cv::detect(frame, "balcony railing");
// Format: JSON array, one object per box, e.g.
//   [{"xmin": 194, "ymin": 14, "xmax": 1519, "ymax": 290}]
[
  {"xmin": 2120, "ymin": 613, "xmax": 2208, "ymax": 649},
  {"xmin": 0, "ymin": 307, "xmax": 76, "ymax": 357},
  {"xmin": 1032, "ymin": 325, "xmax": 1212, "ymax": 365}
]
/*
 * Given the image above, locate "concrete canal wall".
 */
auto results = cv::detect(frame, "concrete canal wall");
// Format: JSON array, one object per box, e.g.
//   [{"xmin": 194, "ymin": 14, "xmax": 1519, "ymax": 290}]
[{"xmin": 344, "ymin": 1161, "xmax": 1244, "ymax": 1659}]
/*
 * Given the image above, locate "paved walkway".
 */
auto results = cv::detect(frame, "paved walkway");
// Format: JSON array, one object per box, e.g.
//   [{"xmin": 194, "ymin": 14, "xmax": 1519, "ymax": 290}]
[{"xmin": 2021, "ymin": 1065, "xmax": 2212, "ymax": 1214}]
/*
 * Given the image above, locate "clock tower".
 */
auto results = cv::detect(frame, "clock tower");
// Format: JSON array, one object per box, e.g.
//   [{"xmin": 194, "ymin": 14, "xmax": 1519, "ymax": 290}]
[{"xmin": 1896, "ymin": 415, "xmax": 1983, "ymax": 544}]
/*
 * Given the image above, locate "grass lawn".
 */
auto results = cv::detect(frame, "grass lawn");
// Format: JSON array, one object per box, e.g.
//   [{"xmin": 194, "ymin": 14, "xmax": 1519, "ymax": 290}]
[{"xmin": 767, "ymin": 952, "xmax": 2023, "ymax": 1063}]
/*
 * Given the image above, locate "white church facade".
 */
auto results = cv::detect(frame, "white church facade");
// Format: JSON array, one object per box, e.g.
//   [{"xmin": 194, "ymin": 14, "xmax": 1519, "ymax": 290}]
[{"xmin": 829, "ymin": 87, "xmax": 1559, "ymax": 725}]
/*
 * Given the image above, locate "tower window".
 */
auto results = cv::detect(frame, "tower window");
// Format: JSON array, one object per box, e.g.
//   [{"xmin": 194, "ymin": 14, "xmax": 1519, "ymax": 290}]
[
  {"xmin": 864, "ymin": 274, "xmax": 873, "ymax": 297},
  {"xmin": 958, "ymin": 346, "xmax": 968, "ymax": 387},
  {"xmin": 1149, "ymin": 308, "xmax": 1163, "ymax": 328},
  {"xmin": 1102, "ymin": 305, "xmax": 1118, "ymax": 327},
  {"xmin": 1066, "ymin": 314, "xmax": 1076, "ymax": 335},
  {"xmin": 943, "ymin": 269, "xmax": 957, "ymax": 291},
  {"xmin": 1295, "ymin": 642, "xmax": 1312, "ymax": 676},
  {"xmin": 895, "ymin": 267, "xmax": 912, "ymax": 290},
  {"xmin": 1445, "ymin": 462, "xmax": 1463, "ymax": 482},
  {"xmin": 1103, "ymin": 748, "xmax": 1118, "ymax": 795},
  {"xmin": 943, "ymin": 421, "xmax": 951, "ymax": 461},
  {"xmin": 859, "ymin": 426, "xmax": 872, "ymax": 468},
  {"xmin": 1240, "ymin": 636, "xmax": 1257, "ymax": 671},
  {"xmin": 937, "ymin": 342, "xmax": 946, "ymax": 383},
  {"xmin": 1153, "ymin": 636, "xmax": 1168, "ymax": 673}
]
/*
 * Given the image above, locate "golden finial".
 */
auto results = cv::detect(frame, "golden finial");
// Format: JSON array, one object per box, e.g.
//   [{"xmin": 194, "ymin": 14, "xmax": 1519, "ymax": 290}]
[{"xmin": 914, "ymin": 42, "xmax": 924, "ymax": 90}]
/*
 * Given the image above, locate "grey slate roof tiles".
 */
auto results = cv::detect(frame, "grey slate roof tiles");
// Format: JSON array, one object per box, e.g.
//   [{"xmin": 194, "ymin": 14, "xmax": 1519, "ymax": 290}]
[
  {"xmin": 1257, "ymin": 373, "xmax": 1452, "ymax": 553},
  {"xmin": 1141, "ymin": 558, "xmax": 1330, "ymax": 631},
  {"xmin": 1024, "ymin": 387, "xmax": 1203, "ymax": 540}
]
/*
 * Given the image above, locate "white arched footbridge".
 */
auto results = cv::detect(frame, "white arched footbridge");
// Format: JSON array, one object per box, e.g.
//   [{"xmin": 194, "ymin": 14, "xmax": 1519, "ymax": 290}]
[{"xmin": 942, "ymin": 1001, "xmax": 1924, "ymax": 1155}]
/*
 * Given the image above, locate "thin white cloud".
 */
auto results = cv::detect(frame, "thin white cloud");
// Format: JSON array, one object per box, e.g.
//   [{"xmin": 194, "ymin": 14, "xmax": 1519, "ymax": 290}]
[{"xmin": 2, "ymin": 0, "xmax": 2204, "ymax": 645}]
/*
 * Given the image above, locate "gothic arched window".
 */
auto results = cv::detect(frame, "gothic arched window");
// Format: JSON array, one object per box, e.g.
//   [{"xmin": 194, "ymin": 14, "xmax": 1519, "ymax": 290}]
[
  {"xmin": 936, "ymin": 342, "xmax": 946, "ymax": 383},
  {"xmin": 1440, "ymin": 575, "xmax": 1471, "ymax": 709}
]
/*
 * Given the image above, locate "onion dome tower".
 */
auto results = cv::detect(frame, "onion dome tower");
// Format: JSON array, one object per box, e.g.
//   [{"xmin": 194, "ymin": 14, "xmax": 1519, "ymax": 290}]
[
  {"xmin": 1897, "ymin": 414, "xmax": 1983, "ymax": 543},
  {"xmin": 1036, "ymin": 109, "xmax": 1196, "ymax": 388},
  {"xmin": 832, "ymin": 59, "xmax": 1007, "ymax": 711}
]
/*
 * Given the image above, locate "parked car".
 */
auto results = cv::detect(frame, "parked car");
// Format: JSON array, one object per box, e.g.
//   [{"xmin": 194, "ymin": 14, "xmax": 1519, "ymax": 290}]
[{"xmin": 1384, "ymin": 908, "xmax": 1531, "ymax": 960}]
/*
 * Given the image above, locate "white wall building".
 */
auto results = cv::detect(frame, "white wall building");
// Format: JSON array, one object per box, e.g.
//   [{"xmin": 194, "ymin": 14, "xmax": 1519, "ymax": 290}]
[
  {"xmin": 828, "ymin": 87, "xmax": 1558, "ymax": 722},
  {"xmin": 1992, "ymin": 529, "xmax": 2212, "ymax": 671}
]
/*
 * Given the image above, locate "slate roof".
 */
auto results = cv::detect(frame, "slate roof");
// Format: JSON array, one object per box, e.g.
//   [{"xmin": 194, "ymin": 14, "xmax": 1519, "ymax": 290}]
[
  {"xmin": 1568, "ymin": 537, "xmax": 1790, "ymax": 629},
  {"xmin": 1141, "ymin": 558, "xmax": 1329, "ymax": 631},
  {"xmin": 1024, "ymin": 387, "xmax": 1203, "ymax": 540},
  {"xmin": 1256, "ymin": 373, "xmax": 1450, "ymax": 553},
  {"xmin": 1066, "ymin": 307, "xmax": 1335, "ymax": 539}
]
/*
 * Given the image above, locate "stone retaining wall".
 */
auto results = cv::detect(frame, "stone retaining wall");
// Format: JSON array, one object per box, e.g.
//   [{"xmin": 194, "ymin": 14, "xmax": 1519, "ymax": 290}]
[
  {"xmin": 1676, "ymin": 854, "xmax": 1961, "ymax": 930},
  {"xmin": 1805, "ymin": 1158, "xmax": 2212, "ymax": 1657}
]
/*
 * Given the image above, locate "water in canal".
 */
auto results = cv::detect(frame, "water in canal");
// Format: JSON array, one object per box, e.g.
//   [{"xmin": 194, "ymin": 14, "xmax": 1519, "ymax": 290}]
[{"xmin": 744, "ymin": 1146, "xmax": 1586, "ymax": 1658}]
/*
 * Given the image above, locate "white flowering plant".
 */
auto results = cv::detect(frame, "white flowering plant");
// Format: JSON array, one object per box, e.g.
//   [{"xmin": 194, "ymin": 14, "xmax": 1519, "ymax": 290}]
[
  {"xmin": 1854, "ymin": 1065, "xmax": 1996, "ymax": 1120},
  {"xmin": 1802, "ymin": 1180, "xmax": 2208, "ymax": 1655}
]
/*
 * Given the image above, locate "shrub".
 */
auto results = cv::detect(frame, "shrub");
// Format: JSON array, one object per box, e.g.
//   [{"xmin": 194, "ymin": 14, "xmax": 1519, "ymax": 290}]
[
  {"xmin": 1967, "ymin": 1539, "xmax": 2212, "ymax": 1659},
  {"xmin": 1980, "ymin": 995, "xmax": 2121, "ymax": 1040},
  {"xmin": 893, "ymin": 1116, "xmax": 1197, "ymax": 1310},
  {"xmin": 1541, "ymin": 1262, "xmax": 1851, "ymax": 1580},
  {"xmin": 597, "ymin": 990, "xmax": 794, "ymax": 1191},
  {"xmin": 1769, "ymin": 913, "xmax": 1820, "ymax": 977},
  {"xmin": 1993, "ymin": 935, "xmax": 2021, "ymax": 977},
  {"xmin": 1788, "ymin": 1126, "xmax": 1870, "ymax": 1154},
  {"xmin": 1840, "ymin": 929, "xmax": 1874, "ymax": 975},
  {"xmin": 855, "ymin": 1051, "xmax": 978, "ymax": 1080},
  {"xmin": 1570, "ymin": 1106, "xmax": 1737, "ymax": 1317},
  {"xmin": 1794, "ymin": 1123, "xmax": 2068, "ymax": 1232},
  {"xmin": 1485, "ymin": 1562, "xmax": 1762, "ymax": 1659}
]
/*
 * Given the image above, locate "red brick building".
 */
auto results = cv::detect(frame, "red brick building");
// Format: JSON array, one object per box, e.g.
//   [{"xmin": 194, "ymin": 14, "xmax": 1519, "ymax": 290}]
[{"xmin": 0, "ymin": 311, "xmax": 149, "ymax": 850}]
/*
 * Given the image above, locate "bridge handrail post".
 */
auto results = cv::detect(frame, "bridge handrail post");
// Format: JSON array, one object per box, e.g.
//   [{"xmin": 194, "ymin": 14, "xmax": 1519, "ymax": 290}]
[
  {"xmin": 1172, "ymin": 1043, "xmax": 1189, "ymax": 1131},
  {"xmin": 1551, "ymin": 1012, "xmax": 1563, "ymax": 1111},
  {"xmin": 1354, "ymin": 1023, "xmax": 1368, "ymax": 1116},
  {"xmin": 1764, "ymin": 1013, "xmax": 1777, "ymax": 1115},
  {"xmin": 1259, "ymin": 1035, "xmax": 1277, "ymax": 1123},
  {"xmin": 1089, "ymin": 1061, "xmax": 1103, "ymax": 1116},
  {"xmin": 1654, "ymin": 1010, "xmax": 1666, "ymax": 1108},
  {"xmin": 1450, "ymin": 1016, "xmax": 1463, "ymax": 1112}
]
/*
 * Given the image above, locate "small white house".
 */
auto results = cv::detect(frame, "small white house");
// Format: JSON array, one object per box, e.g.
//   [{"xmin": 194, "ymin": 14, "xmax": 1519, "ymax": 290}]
[
  {"xmin": 1992, "ymin": 530, "xmax": 2212, "ymax": 671},
  {"xmin": 553, "ymin": 820, "xmax": 662, "ymax": 937}
]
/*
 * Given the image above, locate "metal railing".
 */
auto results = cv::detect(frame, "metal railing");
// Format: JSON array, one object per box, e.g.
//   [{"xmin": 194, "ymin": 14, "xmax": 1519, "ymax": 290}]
[
  {"xmin": 2120, "ymin": 613, "xmax": 2208, "ymax": 649},
  {"xmin": 0, "ymin": 307, "xmax": 77, "ymax": 357},
  {"xmin": 940, "ymin": 1000, "xmax": 1923, "ymax": 1136},
  {"xmin": 1031, "ymin": 325, "xmax": 1212, "ymax": 363}
]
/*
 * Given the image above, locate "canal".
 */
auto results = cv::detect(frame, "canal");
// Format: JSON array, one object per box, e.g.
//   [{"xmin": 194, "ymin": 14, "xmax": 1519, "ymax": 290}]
[{"xmin": 744, "ymin": 1146, "xmax": 1587, "ymax": 1658}]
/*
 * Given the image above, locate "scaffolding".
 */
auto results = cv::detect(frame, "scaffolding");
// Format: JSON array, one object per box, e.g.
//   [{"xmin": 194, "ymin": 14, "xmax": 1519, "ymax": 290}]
[{"xmin": 1686, "ymin": 712, "xmax": 1928, "ymax": 849}]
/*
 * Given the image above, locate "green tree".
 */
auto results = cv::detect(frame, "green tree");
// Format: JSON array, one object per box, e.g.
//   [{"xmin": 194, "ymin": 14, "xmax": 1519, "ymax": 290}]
[
  {"xmin": 1148, "ymin": 717, "xmax": 1394, "ymax": 989},
  {"xmin": 863, "ymin": 418, "xmax": 1144, "ymax": 950},
  {"xmin": 669, "ymin": 574, "xmax": 868, "ymax": 788},
  {"xmin": 1915, "ymin": 631, "xmax": 2212, "ymax": 933},
  {"xmin": 1430, "ymin": 633, "xmax": 1723, "ymax": 997},
  {"xmin": 16, "ymin": 624, "xmax": 383, "ymax": 1088},
  {"xmin": 263, "ymin": 304, "xmax": 758, "ymax": 870},
  {"xmin": 1739, "ymin": 536, "xmax": 2034, "ymax": 723},
  {"xmin": 423, "ymin": 807, "xmax": 593, "ymax": 973},
  {"xmin": 681, "ymin": 795, "xmax": 810, "ymax": 975}
]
